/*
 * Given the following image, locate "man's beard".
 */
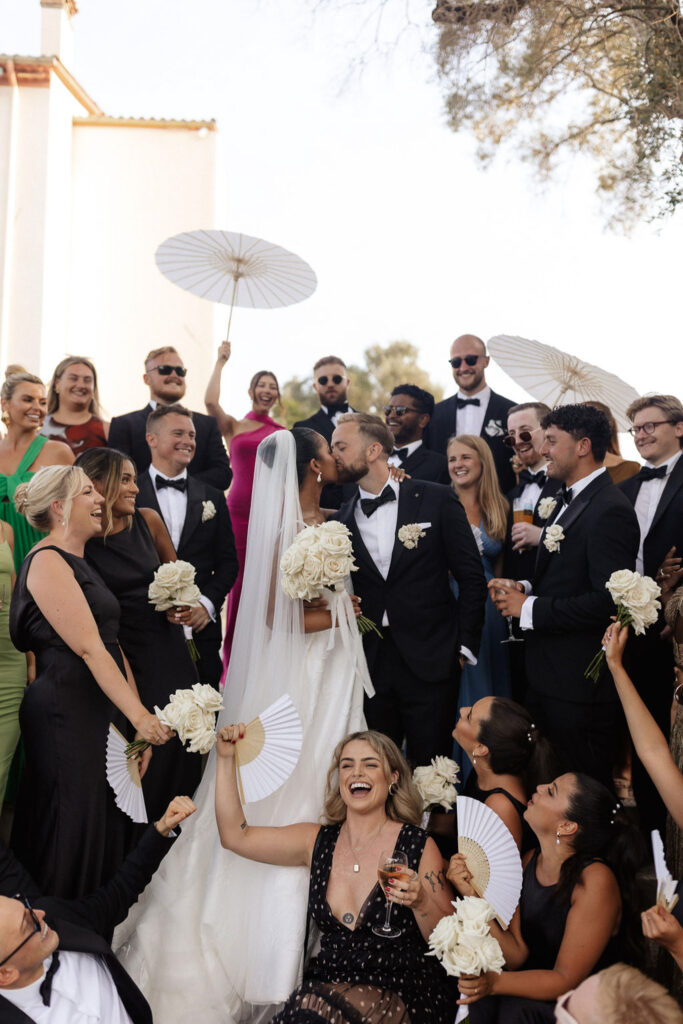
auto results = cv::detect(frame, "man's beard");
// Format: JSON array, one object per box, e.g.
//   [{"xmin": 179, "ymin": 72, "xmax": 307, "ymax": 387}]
[{"xmin": 335, "ymin": 457, "xmax": 368, "ymax": 483}]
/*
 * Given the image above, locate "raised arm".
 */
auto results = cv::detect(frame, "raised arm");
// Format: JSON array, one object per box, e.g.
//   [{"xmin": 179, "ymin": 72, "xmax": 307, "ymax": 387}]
[
  {"xmin": 214, "ymin": 723, "xmax": 319, "ymax": 866},
  {"xmin": 25, "ymin": 550, "xmax": 172, "ymax": 747},
  {"xmin": 204, "ymin": 342, "xmax": 239, "ymax": 441}
]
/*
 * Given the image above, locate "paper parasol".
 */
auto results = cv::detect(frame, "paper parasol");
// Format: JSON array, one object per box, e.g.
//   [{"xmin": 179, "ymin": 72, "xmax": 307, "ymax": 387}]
[
  {"xmin": 652, "ymin": 829, "xmax": 679, "ymax": 912},
  {"xmin": 155, "ymin": 229, "xmax": 317, "ymax": 341},
  {"xmin": 106, "ymin": 724, "xmax": 148, "ymax": 824},
  {"xmin": 234, "ymin": 694, "xmax": 303, "ymax": 804},
  {"xmin": 457, "ymin": 795, "xmax": 522, "ymax": 928},
  {"xmin": 487, "ymin": 334, "xmax": 640, "ymax": 431}
]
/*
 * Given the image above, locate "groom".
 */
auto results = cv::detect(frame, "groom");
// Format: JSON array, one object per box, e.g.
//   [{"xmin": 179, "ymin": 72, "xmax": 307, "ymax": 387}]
[{"xmin": 332, "ymin": 413, "xmax": 487, "ymax": 765}]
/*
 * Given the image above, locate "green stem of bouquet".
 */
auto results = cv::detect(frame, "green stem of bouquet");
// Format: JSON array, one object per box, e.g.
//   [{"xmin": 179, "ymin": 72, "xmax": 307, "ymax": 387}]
[
  {"xmin": 125, "ymin": 738, "xmax": 150, "ymax": 760},
  {"xmin": 584, "ymin": 605, "xmax": 633, "ymax": 683},
  {"xmin": 187, "ymin": 637, "xmax": 200, "ymax": 661},
  {"xmin": 357, "ymin": 614, "xmax": 383, "ymax": 639}
]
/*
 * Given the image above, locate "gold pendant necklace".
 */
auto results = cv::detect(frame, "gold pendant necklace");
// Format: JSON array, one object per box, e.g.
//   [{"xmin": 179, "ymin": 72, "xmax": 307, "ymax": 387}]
[{"xmin": 344, "ymin": 819, "xmax": 387, "ymax": 872}]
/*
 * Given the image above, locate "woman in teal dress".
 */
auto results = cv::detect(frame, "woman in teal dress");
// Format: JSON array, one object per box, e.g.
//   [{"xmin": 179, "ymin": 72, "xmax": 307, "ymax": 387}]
[
  {"xmin": 0, "ymin": 520, "xmax": 28, "ymax": 807},
  {"xmin": 0, "ymin": 369, "xmax": 74, "ymax": 570},
  {"xmin": 447, "ymin": 434, "xmax": 511, "ymax": 782}
]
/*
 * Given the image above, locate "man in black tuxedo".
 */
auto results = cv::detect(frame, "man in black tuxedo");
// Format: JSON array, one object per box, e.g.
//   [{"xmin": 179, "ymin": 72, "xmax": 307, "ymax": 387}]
[
  {"xmin": 0, "ymin": 796, "xmax": 195, "ymax": 1023},
  {"xmin": 331, "ymin": 413, "xmax": 487, "ymax": 765},
  {"xmin": 109, "ymin": 346, "xmax": 232, "ymax": 490},
  {"xmin": 385, "ymin": 384, "xmax": 449, "ymax": 485},
  {"xmin": 501, "ymin": 402, "xmax": 554, "ymax": 703},
  {"xmin": 136, "ymin": 404, "xmax": 238, "ymax": 689},
  {"xmin": 490, "ymin": 405, "xmax": 640, "ymax": 786},
  {"xmin": 620, "ymin": 394, "xmax": 683, "ymax": 831},
  {"xmin": 293, "ymin": 355, "xmax": 358, "ymax": 509},
  {"xmin": 427, "ymin": 334, "xmax": 516, "ymax": 492}
]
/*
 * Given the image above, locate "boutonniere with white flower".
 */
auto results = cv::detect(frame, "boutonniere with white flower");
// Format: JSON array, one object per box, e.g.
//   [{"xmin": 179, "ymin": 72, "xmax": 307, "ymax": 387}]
[
  {"xmin": 398, "ymin": 523, "xmax": 426, "ymax": 549},
  {"xmin": 484, "ymin": 419, "xmax": 505, "ymax": 438},
  {"xmin": 201, "ymin": 500, "xmax": 216, "ymax": 523},
  {"xmin": 543, "ymin": 524, "xmax": 564, "ymax": 553},
  {"xmin": 537, "ymin": 497, "xmax": 557, "ymax": 521}
]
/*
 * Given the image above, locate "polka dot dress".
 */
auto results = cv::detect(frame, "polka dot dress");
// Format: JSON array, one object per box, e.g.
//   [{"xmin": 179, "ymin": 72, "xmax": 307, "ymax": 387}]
[{"xmin": 272, "ymin": 824, "xmax": 458, "ymax": 1024}]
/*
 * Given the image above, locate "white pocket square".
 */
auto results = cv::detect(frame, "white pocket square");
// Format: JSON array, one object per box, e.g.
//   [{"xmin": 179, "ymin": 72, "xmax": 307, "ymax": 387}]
[{"xmin": 417, "ymin": 522, "xmax": 431, "ymax": 529}]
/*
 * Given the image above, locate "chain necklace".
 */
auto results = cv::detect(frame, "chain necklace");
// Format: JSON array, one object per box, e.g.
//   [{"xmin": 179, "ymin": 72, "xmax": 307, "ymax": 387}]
[{"xmin": 342, "ymin": 818, "xmax": 388, "ymax": 873}]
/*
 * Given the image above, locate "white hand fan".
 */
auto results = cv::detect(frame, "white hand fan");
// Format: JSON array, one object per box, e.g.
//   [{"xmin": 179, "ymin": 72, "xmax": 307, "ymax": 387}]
[
  {"xmin": 457, "ymin": 795, "xmax": 523, "ymax": 928},
  {"xmin": 234, "ymin": 694, "xmax": 303, "ymax": 804},
  {"xmin": 652, "ymin": 830, "xmax": 679, "ymax": 912},
  {"xmin": 106, "ymin": 724, "xmax": 148, "ymax": 824}
]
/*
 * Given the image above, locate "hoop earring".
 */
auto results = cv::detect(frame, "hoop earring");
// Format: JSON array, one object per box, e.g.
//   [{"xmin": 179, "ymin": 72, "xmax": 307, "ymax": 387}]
[
  {"xmin": 316, "ymin": 472, "xmax": 322, "ymax": 483},
  {"xmin": 388, "ymin": 782, "xmax": 397, "ymax": 797}
]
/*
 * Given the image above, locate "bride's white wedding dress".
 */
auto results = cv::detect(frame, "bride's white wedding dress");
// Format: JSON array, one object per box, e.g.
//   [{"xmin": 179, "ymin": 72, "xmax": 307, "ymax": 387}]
[{"xmin": 114, "ymin": 432, "xmax": 371, "ymax": 1024}]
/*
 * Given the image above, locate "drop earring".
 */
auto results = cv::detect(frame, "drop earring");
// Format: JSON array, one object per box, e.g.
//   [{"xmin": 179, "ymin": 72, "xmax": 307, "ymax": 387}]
[
  {"xmin": 472, "ymin": 755, "xmax": 476, "ymax": 766},
  {"xmin": 317, "ymin": 472, "xmax": 322, "ymax": 483},
  {"xmin": 556, "ymin": 831, "xmax": 561, "ymax": 845}
]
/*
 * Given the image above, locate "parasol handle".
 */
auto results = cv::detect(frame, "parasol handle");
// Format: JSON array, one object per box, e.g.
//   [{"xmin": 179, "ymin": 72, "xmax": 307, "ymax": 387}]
[{"xmin": 225, "ymin": 276, "xmax": 239, "ymax": 343}]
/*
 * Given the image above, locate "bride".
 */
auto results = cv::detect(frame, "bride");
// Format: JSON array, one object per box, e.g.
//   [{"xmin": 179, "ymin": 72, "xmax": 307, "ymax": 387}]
[{"xmin": 114, "ymin": 428, "xmax": 373, "ymax": 1023}]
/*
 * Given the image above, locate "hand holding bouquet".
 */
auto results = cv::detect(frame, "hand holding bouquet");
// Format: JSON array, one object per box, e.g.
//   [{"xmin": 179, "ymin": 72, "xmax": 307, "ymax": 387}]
[
  {"xmin": 149, "ymin": 560, "xmax": 203, "ymax": 660},
  {"xmin": 585, "ymin": 570, "xmax": 661, "ymax": 682},
  {"xmin": 126, "ymin": 683, "xmax": 223, "ymax": 759},
  {"xmin": 429, "ymin": 896, "xmax": 504, "ymax": 1014}
]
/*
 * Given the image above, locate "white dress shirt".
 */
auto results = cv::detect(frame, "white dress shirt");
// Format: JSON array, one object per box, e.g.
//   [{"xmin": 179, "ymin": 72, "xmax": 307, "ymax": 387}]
[
  {"xmin": 387, "ymin": 439, "xmax": 422, "ymax": 469},
  {"xmin": 519, "ymin": 467, "xmax": 607, "ymax": 631},
  {"xmin": 2, "ymin": 952, "xmax": 133, "ymax": 1024},
  {"xmin": 517, "ymin": 461, "xmax": 549, "ymax": 512},
  {"xmin": 151, "ymin": 467, "xmax": 215, "ymax": 622},
  {"xmin": 320, "ymin": 404, "xmax": 354, "ymax": 428},
  {"xmin": 455, "ymin": 386, "xmax": 490, "ymax": 438},
  {"xmin": 634, "ymin": 450, "xmax": 681, "ymax": 574}
]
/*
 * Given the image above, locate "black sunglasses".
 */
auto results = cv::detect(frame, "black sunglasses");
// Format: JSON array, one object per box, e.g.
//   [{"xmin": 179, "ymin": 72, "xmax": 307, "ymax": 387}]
[
  {"xmin": 383, "ymin": 405, "xmax": 420, "ymax": 417},
  {"xmin": 317, "ymin": 374, "xmax": 344, "ymax": 386},
  {"xmin": 503, "ymin": 430, "xmax": 534, "ymax": 447},
  {"xmin": 151, "ymin": 365, "xmax": 187, "ymax": 378},
  {"xmin": 0, "ymin": 895, "xmax": 41, "ymax": 967},
  {"xmin": 449, "ymin": 355, "xmax": 481, "ymax": 369}
]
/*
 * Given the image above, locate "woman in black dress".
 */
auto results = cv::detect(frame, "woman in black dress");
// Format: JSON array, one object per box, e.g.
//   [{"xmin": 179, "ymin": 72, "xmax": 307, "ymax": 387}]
[
  {"xmin": 215, "ymin": 727, "xmax": 459, "ymax": 1024},
  {"xmin": 451, "ymin": 772, "xmax": 645, "ymax": 1022},
  {"xmin": 76, "ymin": 448, "xmax": 202, "ymax": 820},
  {"xmin": 10, "ymin": 465, "xmax": 172, "ymax": 898}
]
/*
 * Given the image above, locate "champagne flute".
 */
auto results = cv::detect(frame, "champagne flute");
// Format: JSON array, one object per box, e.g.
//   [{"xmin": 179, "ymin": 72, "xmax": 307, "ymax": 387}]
[
  {"xmin": 373, "ymin": 849, "xmax": 410, "ymax": 939},
  {"xmin": 498, "ymin": 579, "xmax": 523, "ymax": 645}
]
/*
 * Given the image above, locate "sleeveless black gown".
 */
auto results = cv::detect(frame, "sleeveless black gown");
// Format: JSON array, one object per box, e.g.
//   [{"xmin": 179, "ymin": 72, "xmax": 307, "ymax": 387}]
[
  {"xmin": 84, "ymin": 512, "xmax": 201, "ymax": 820},
  {"xmin": 9, "ymin": 546, "xmax": 133, "ymax": 898}
]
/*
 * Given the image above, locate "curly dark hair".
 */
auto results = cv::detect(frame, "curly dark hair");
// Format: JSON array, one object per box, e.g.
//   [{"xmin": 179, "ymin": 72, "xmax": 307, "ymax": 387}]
[
  {"xmin": 540, "ymin": 403, "xmax": 611, "ymax": 462},
  {"xmin": 389, "ymin": 384, "xmax": 435, "ymax": 418}
]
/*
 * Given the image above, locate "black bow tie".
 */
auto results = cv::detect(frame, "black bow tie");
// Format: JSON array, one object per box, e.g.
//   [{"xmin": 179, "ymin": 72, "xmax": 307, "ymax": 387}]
[
  {"xmin": 456, "ymin": 397, "xmax": 480, "ymax": 409},
  {"xmin": 558, "ymin": 484, "xmax": 573, "ymax": 506},
  {"xmin": 638, "ymin": 464, "xmax": 667, "ymax": 482},
  {"xmin": 40, "ymin": 951, "xmax": 60, "ymax": 1006},
  {"xmin": 393, "ymin": 447, "xmax": 409, "ymax": 464},
  {"xmin": 325, "ymin": 402, "xmax": 349, "ymax": 417},
  {"xmin": 360, "ymin": 485, "xmax": 396, "ymax": 518},
  {"xmin": 519, "ymin": 469, "xmax": 546, "ymax": 486},
  {"xmin": 156, "ymin": 475, "xmax": 187, "ymax": 493}
]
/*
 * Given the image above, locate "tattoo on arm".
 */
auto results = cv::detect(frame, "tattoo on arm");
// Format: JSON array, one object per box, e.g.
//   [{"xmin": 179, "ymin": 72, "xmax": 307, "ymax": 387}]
[
  {"xmin": 342, "ymin": 912, "xmax": 354, "ymax": 925},
  {"xmin": 424, "ymin": 869, "xmax": 446, "ymax": 893},
  {"xmin": 240, "ymin": 820, "xmax": 247, "ymax": 831}
]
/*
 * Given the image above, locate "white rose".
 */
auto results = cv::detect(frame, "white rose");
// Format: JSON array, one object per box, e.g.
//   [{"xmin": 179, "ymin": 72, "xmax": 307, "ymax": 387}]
[
  {"xmin": 537, "ymin": 497, "xmax": 557, "ymax": 521},
  {"xmin": 441, "ymin": 942, "xmax": 482, "ymax": 977},
  {"xmin": 543, "ymin": 524, "xmax": 564, "ymax": 553},
  {"xmin": 318, "ymin": 524, "xmax": 353, "ymax": 556},
  {"xmin": 294, "ymin": 527, "xmax": 318, "ymax": 549},
  {"xmin": 432, "ymin": 756, "xmax": 460, "ymax": 784},
  {"xmin": 175, "ymin": 584, "xmax": 202, "ymax": 606},
  {"xmin": 185, "ymin": 720, "xmax": 217, "ymax": 754},
  {"xmin": 413, "ymin": 765, "xmax": 445, "ymax": 809},
  {"xmin": 148, "ymin": 582, "xmax": 174, "ymax": 611},
  {"xmin": 478, "ymin": 934, "xmax": 506, "ymax": 974},
  {"xmin": 153, "ymin": 562, "xmax": 184, "ymax": 588},
  {"xmin": 174, "ymin": 561, "xmax": 197, "ymax": 587},
  {"xmin": 428, "ymin": 913, "xmax": 462, "ymax": 958},
  {"xmin": 606, "ymin": 569, "xmax": 639, "ymax": 604},
  {"xmin": 302, "ymin": 551, "xmax": 325, "ymax": 586},
  {"xmin": 455, "ymin": 897, "xmax": 496, "ymax": 935},
  {"xmin": 190, "ymin": 683, "xmax": 223, "ymax": 714},
  {"xmin": 322, "ymin": 555, "xmax": 347, "ymax": 584},
  {"xmin": 280, "ymin": 545, "xmax": 307, "ymax": 577}
]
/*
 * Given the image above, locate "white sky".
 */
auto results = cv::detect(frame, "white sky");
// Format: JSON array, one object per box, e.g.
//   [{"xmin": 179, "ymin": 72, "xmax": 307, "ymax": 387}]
[{"xmin": 6, "ymin": 0, "xmax": 682, "ymax": 445}]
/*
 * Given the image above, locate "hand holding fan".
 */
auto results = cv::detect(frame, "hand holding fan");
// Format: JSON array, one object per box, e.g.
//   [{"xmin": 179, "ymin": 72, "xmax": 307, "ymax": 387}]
[
  {"xmin": 234, "ymin": 694, "xmax": 303, "ymax": 804},
  {"xmin": 456, "ymin": 795, "xmax": 523, "ymax": 928},
  {"xmin": 652, "ymin": 830, "xmax": 679, "ymax": 912},
  {"xmin": 106, "ymin": 724, "xmax": 148, "ymax": 824}
]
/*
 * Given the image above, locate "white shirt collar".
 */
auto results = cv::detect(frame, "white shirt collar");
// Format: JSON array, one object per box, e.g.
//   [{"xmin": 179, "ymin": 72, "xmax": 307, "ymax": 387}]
[
  {"xmin": 457, "ymin": 385, "xmax": 490, "ymax": 404},
  {"xmin": 393, "ymin": 439, "xmax": 422, "ymax": 457},
  {"xmin": 358, "ymin": 473, "xmax": 398, "ymax": 501},
  {"xmin": 565, "ymin": 465, "xmax": 606, "ymax": 498},
  {"xmin": 645, "ymin": 449, "xmax": 682, "ymax": 474},
  {"xmin": 151, "ymin": 467, "xmax": 188, "ymax": 483}
]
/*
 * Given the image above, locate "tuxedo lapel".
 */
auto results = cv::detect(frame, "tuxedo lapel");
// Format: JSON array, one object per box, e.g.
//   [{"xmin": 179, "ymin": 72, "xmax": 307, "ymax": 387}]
[
  {"xmin": 137, "ymin": 472, "xmax": 162, "ymax": 517},
  {"xmin": 535, "ymin": 473, "xmax": 610, "ymax": 581},
  {"xmin": 649, "ymin": 457, "xmax": 683, "ymax": 534},
  {"xmin": 178, "ymin": 477, "xmax": 203, "ymax": 550},
  {"xmin": 387, "ymin": 482, "xmax": 424, "ymax": 577},
  {"xmin": 340, "ymin": 496, "xmax": 385, "ymax": 584}
]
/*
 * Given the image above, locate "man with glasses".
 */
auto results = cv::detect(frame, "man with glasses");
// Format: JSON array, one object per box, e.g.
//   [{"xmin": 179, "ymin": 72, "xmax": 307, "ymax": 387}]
[
  {"xmin": 427, "ymin": 334, "xmax": 516, "ymax": 492},
  {"xmin": 619, "ymin": 393, "xmax": 683, "ymax": 833},
  {"xmin": 294, "ymin": 355, "xmax": 358, "ymax": 508},
  {"xmin": 385, "ymin": 384, "xmax": 449, "ymax": 484},
  {"xmin": 109, "ymin": 346, "xmax": 232, "ymax": 490},
  {"xmin": 0, "ymin": 795, "xmax": 195, "ymax": 1023}
]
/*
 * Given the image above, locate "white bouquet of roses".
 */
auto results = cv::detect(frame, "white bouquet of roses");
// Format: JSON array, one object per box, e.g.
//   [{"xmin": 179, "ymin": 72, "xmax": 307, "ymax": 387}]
[
  {"xmin": 126, "ymin": 683, "xmax": 223, "ymax": 759},
  {"xmin": 148, "ymin": 560, "xmax": 202, "ymax": 660},
  {"xmin": 280, "ymin": 522, "xmax": 380, "ymax": 636},
  {"xmin": 428, "ymin": 895, "xmax": 505, "ymax": 982},
  {"xmin": 585, "ymin": 569, "xmax": 661, "ymax": 682},
  {"xmin": 414, "ymin": 756, "xmax": 460, "ymax": 819}
]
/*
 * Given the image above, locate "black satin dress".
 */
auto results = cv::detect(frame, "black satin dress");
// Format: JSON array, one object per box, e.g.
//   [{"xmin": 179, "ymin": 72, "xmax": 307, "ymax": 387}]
[
  {"xmin": 84, "ymin": 512, "xmax": 201, "ymax": 821},
  {"xmin": 9, "ymin": 546, "xmax": 133, "ymax": 898}
]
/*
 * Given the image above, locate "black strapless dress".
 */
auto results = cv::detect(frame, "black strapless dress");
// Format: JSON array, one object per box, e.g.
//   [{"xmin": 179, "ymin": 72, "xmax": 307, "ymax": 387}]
[
  {"xmin": 9, "ymin": 546, "xmax": 133, "ymax": 898},
  {"xmin": 84, "ymin": 512, "xmax": 201, "ymax": 820}
]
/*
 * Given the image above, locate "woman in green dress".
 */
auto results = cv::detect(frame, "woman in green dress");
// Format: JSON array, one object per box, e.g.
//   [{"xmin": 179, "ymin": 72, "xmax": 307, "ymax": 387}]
[
  {"xmin": 0, "ymin": 520, "xmax": 29, "ymax": 807},
  {"xmin": 0, "ymin": 368, "xmax": 74, "ymax": 571}
]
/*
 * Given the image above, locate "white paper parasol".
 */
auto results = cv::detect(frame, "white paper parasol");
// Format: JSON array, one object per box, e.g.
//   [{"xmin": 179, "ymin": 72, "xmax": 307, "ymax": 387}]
[
  {"xmin": 234, "ymin": 694, "xmax": 303, "ymax": 804},
  {"xmin": 457, "ymin": 795, "xmax": 523, "ymax": 928},
  {"xmin": 155, "ymin": 230, "xmax": 317, "ymax": 341},
  {"xmin": 487, "ymin": 334, "xmax": 640, "ymax": 431}
]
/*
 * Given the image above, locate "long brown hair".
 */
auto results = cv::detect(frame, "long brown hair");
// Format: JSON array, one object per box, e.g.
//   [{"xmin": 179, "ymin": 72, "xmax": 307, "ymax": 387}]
[
  {"xmin": 447, "ymin": 434, "xmax": 509, "ymax": 541},
  {"xmin": 75, "ymin": 448, "xmax": 133, "ymax": 539},
  {"xmin": 323, "ymin": 730, "xmax": 422, "ymax": 826},
  {"xmin": 47, "ymin": 356, "xmax": 103, "ymax": 418}
]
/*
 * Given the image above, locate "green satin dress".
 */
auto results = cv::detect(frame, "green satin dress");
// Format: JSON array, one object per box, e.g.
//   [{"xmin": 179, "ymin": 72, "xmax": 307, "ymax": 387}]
[
  {"xmin": 0, "ymin": 434, "xmax": 48, "ymax": 571},
  {"xmin": 0, "ymin": 534, "xmax": 26, "ymax": 805}
]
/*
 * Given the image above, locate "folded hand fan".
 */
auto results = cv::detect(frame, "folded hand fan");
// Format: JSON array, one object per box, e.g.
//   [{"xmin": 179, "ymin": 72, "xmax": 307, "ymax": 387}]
[
  {"xmin": 457, "ymin": 795, "xmax": 523, "ymax": 928},
  {"xmin": 234, "ymin": 695, "xmax": 303, "ymax": 804},
  {"xmin": 652, "ymin": 830, "xmax": 679, "ymax": 912},
  {"xmin": 106, "ymin": 724, "xmax": 148, "ymax": 824}
]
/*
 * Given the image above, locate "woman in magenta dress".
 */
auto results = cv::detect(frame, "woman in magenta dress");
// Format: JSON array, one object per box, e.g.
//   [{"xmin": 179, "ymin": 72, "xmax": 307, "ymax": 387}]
[{"xmin": 205, "ymin": 341, "xmax": 285, "ymax": 674}]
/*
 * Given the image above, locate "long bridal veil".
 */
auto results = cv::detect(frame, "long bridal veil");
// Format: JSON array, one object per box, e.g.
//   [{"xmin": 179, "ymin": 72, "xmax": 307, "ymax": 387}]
[{"xmin": 115, "ymin": 431, "xmax": 322, "ymax": 1023}]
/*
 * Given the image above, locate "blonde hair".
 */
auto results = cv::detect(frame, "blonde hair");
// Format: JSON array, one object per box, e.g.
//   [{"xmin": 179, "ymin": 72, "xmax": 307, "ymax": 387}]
[
  {"xmin": 596, "ymin": 963, "xmax": 682, "ymax": 1024},
  {"xmin": 447, "ymin": 434, "xmax": 509, "ymax": 541},
  {"xmin": 337, "ymin": 413, "xmax": 394, "ymax": 458},
  {"xmin": 14, "ymin": 465, "xmax": 90, "ymax": 531},
  {"xmin": 626, "ymin": 394, "xmax": 683, "ymax": 448},
  {"xmin": 1, "ymin": 367, "xmax": 43, "ymax": 403},
  {"xmin": 144, "ymin": 346, "xmax": 179, "ymax": 370},
  {"xmin": 322, "ymin": 730, "xmax": 423, "ymax": 826},
  {"xmin": 47, "ymin": 356, "xmax": 103, "ymax": 418}
]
